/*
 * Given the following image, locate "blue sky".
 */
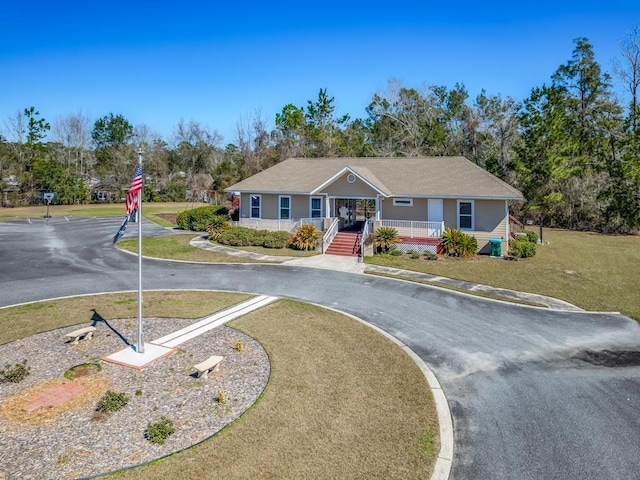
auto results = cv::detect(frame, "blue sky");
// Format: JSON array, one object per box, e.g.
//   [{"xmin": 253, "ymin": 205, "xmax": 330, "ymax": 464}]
[{"xmin": 1, "ymin": 1, "xmax": 639, "ymax": 145}]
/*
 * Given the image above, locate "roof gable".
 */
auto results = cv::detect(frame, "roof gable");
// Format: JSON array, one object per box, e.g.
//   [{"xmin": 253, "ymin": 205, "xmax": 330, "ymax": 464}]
[{"xmin": 310, "ymin": 166, "xmax": 389, "ymax": 196}]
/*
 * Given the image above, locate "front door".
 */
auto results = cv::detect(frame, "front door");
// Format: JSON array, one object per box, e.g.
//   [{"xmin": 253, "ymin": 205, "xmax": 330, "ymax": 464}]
[
  {"xmin": 428, "ymin": 199, "xmax": 444, "ymax": 236},
  {"xmin": 336, "ymin": 199, "xmax": 355, "ymax": 228}
]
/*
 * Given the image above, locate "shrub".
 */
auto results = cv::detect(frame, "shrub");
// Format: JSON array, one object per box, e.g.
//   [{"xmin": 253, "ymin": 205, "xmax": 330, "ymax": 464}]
[
  {"xmin": 407, "ymin": 250, "xmax": 420, "ymax": 259},
  {"xmin": 218, "ymin": 227, "xmax": 256, "ymax": 246},
  {"xmin": 291, "ymin": 224, "xmax": 321, "ymax": 251},
  {"xmin": 262, "ymin": 231, "xmax": 290, "ymax": 248},
  {"xmin": 96, "ymin": 390, "xmax": 129, "ymax": 413},
  {"xmin": 524, "ymin": 230, "xmax": 539, "ymax": 243},
  {"xmin": 146, "ymin": 417, "xmax": 175, "ymax": 444},
  {"xmin": 423, "ymin": 251, "xmax": 438, "ymax": 261},
  {"xmin": 0, "ymin": 360, "xmax": 30, "ymax": 383},
  {"xmin": 374, "ymin": 226, "xmax": 400, "ymax": 252},
  {"xmin": 205, "ymin": 215, "xmax": 231, "ymax": 240},
  {"xmin": 458, "ymin": 233, "xmax": 478, "ymax": 258},
  {"xmin": 176, "ymin": 206, "xmax": 228, "ymax": 231},
  {"xmin": 509, "ymin": 238, "xmax": 537, "ymax": 258},
  {"xmin": 441, "ymin": 228, "xmax": 477, "ymax": 257},
  {"xmin": 234, "ymin": 341, "xmax": 244, "ymax": 352},
  {"xmin": 389, "ymin": 249, "xmax": 403, "ymax": 256},
  {"xmin": 217, "ymin": 390, "xmax": 226, "ymax": 405}
]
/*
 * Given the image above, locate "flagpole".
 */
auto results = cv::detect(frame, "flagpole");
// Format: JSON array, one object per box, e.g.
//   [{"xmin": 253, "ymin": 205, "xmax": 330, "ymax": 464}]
[{"xmin": 137, "ymin": 148, "xmax": 144, "ymax": 354}]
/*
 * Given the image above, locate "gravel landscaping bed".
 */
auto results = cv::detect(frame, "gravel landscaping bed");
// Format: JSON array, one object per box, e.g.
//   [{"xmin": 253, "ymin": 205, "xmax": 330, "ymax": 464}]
[{"xmin": 0, "ymin": 317, "xmax": 269, "ymax": 480}]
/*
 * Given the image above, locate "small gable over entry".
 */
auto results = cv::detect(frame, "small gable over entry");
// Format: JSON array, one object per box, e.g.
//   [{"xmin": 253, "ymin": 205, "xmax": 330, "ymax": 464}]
[{"xmin": 311, "ymin": 167, "xmax": 389, "ymax": 198}]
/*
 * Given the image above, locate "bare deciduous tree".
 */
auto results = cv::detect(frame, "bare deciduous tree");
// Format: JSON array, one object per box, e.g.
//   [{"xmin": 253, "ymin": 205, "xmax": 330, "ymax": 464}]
[
  {"xmin": 52, "ymin": 111, "xmax": 92, "ymax": 174},
  {"xmin": 614, "ymin": 25, "xmax": 640, "ymax": 131},
  {"xmin": 236, "ymin": 109, "xmax": 274, "ymax": 175}
]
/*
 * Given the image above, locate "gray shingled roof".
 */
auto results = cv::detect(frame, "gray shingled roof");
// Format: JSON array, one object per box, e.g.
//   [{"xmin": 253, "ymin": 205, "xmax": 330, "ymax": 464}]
[{"xmin": 226, "ymin": 156, "xmax": 524, "ymax": 200}]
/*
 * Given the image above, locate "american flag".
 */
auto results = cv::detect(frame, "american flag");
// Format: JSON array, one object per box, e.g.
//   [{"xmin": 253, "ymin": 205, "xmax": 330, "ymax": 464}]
[{"xmin": 125, "ymin": 164, "xmax": 142, "ymax": 214}]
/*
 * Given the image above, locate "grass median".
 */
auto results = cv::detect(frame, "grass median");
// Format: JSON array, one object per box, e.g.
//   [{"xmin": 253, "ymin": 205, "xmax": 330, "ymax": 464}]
[
  {"xmin": 117, "ymin": 235, "xmax": 275, "ymax": 263},
  {"xmin": 366, "ymin": 228, "xmax": 640, "ymax": 320},
  {"xmin": 0, "ymin": 292, "xmax": 439, "ymax": 479}
]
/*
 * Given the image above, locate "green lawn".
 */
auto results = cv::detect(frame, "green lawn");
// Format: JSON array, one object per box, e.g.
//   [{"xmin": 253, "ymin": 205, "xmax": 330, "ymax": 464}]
[
  {"xmin": 118, "ymin": 235, "xmax": 275, "ymax": 263},
  {"xmin": 0, "ymin": 293, "xmax": 438, "ymax": 479},
  {"xmin": 367, "ymin": 228, "xmax": 640, "ymax": 320},
  {"xmin": 0, "ymin": 202, "xmax": 195, "ymax": 221}
]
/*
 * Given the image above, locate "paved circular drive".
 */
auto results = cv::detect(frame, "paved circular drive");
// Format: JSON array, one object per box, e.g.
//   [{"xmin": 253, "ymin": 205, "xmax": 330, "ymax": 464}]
[{"xmin": 2, "ymin": 216, "xmax": 640, "ymax": 480}]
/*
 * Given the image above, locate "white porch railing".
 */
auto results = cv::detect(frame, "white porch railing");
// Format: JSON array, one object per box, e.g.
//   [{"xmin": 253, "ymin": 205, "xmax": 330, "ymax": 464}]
[
  {"xmin": 380, "ymin": 220, "xmax": 445, "ymax": 238},
  {"xmin": 298, "ymin": 217, "xmax": 324, "ymax": 231},
  {"xmin": 235, "ymin": 217, "xmax": 323, "ymax": 233},
  {"xmin": 360, "ymin": 218, "xmax": 373, "ymax": 258},
  {"xmin": 322, "ymin": 217, "xmax": 339, "ymax": 254}
]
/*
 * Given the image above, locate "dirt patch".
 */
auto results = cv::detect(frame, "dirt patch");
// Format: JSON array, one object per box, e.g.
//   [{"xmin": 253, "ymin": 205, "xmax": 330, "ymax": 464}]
[
  {"xmin": 0, "ymin": 377, "xmax": 109, "ymax": 424},
  {"xmin": 154, "ymin": 213, "xmax": 178, "ymax": 224},
  {"xmin": 68, "ymin": 367, "xmax": 94, "ymax": 378}
]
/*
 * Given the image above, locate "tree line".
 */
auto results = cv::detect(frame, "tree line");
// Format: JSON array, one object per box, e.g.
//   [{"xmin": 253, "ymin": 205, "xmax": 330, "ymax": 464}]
[{"xmin": 1, "ymin": 30, "xmax": 639, "ymax": 232}]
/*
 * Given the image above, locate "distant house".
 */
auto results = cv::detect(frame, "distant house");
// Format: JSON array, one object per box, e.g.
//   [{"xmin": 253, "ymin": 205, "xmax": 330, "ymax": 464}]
[{"xmin": 225, "ymin": 156, "xmax": 524, "ymax": 255}]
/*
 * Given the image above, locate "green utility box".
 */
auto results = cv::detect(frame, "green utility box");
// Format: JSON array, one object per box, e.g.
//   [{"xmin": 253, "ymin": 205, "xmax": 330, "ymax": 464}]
[{"xmin": 489, "ymin": 238, "xmax": 502, "ymax": 258}]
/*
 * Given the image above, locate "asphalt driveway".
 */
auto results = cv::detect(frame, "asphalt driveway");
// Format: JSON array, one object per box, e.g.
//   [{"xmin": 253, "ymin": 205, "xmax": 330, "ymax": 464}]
[{"xmin": 2, "ymin": 216, "xmax": 640, "ymax": 480}]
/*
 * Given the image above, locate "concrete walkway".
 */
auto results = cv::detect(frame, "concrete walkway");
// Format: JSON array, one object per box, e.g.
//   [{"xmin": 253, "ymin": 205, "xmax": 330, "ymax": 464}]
[{"xmin": 190, "ymin": 236, "xmax": 583, "ymax": 311}]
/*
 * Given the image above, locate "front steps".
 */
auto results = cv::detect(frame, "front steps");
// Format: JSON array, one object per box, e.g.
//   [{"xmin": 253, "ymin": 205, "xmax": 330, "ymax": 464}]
[{"xmin": 325, "ymin": 231, "xmax": 361, "ymax": 257}]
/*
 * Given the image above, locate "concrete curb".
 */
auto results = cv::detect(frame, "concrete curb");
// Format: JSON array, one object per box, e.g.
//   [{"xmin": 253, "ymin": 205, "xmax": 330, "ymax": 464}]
[
  {"xmin": 363, "ymin": 264, "xmax": 584, "ymax": 311},
  {"xmin": 320, "ymin": 304, "xmax": 454, "ymax": 480}
]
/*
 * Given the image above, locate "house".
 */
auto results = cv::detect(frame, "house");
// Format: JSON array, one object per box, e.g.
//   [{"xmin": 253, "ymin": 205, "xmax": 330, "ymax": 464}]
[{"xmin": 225, "ymin": 156, "xmax": 524, "ymax": 255}]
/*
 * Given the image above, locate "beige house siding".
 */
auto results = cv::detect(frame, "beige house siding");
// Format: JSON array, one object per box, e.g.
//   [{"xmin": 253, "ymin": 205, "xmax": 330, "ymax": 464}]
[
  {"xmin": 443, "ymin": 199, "xmax": 457, "ymax": 228},
  {"xmin": 322, "ymin": 173, "xmax": 380, "ymax": 197},
  {"xmin": 381, "ymin": 198, "xmax": 428, "ymax": 221},
  {"xmin": 440, "ymin": 199, "xmax": 507, "ymax": 253},
  {"xmin": 260, "ymin": 195, "xmax": 277, "ymax": 219},
  {"xmin": 239, "ymin": 193, "xmax": 251, "ymax": 218},
  {"xmin": 291, "ymin": 194, "xmax": 313, "ymax": 218},
  {"xmin": 475, "ymin": 200, "xmax": 505, "ymax": 231},
  {"xmin": 240, "ymin": 193, "xmax": 321, "ymax": 220},
  {"xmin": 471, "ymin": 200, "xmax": 507, "ymax": 253},
  {"xmin": 470, "ymin": 217, "xmax": 507, "ymax": 253},
  {"xmin": 238, "ymin": 193, "xmax": 279, "ymax": 219}
]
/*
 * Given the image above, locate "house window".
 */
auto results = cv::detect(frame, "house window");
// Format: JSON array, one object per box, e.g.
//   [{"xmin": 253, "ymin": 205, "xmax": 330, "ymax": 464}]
[
  {"xmin": 310, "ymin": 197, "xmax": 322, "ymax": 218},
  {"xmin": 279, "ymin": 196, "xmax": 291, "ymax": 220},
  {"xmin": 250, "ymin": 194, "xmax": 261, "ymax": 219},
  {"xmin": 347, "ymin": 173, "xmax": 356, "ymax": 184},
  {"xmin": 393, "ymin": 198, "xmax": 413, "ymax": 207},
  {"xmin": 457, "ymin": 200, "xmax": 474, "ymax": 230}
]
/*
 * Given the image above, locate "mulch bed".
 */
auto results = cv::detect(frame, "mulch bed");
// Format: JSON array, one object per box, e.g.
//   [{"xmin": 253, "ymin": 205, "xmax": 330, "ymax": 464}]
[
  {"xmin": 153, "ymin": 213, "xmax": 178, "ymax": 224},
  {"xmin": 0, "ymin": 318, "xmax": 269, "ymax": 480}
]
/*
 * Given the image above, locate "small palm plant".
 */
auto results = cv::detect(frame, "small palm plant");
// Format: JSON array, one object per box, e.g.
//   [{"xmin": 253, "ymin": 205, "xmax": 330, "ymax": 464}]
[
  {"xmin": 442, "ymin": 227, "xmax": 477, "ymax": 257},
  {"xmin": 374, "ymin": 226, "xmax": 400, "ymax": 252},
  {"xmin": 441, "ymin": 227, "xmax": 463, "ymax": 256},
  {"xmin": 291, "ymin": 224, "xmax": 321, "ymax": 251},
  {"xmin": 206, "ymin": 216, "xmax": 231, "ymax": 241}
]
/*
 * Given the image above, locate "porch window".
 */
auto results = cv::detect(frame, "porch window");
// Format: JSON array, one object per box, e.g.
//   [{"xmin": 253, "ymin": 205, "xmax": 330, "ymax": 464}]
[
  {"xmin": 457, "ymin": 200, "xmax": 474, "ymax": 230},
  {"xmin": 250, "ymin": 194, "xmax": 261, "ymax": 219},
  {"xmin": 310, "ymin": 197, "xmax": 322, "ymax": 218},
  {"xmin": 279, "ymin": 196, "xmax": 291, "ymax": 220},
  {"xmin": 393, "ymin": 198, "xmax": 413, "ymax": 207}
]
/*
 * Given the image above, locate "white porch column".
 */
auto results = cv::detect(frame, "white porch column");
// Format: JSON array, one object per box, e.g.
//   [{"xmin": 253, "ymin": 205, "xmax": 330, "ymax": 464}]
[
  {"xmin": 325, "ymin": 196, "xmax": 331, "ymax": 218},
  {"xmin": 375, "ymin": 196, "xmax": 381, "ymax": 220}
]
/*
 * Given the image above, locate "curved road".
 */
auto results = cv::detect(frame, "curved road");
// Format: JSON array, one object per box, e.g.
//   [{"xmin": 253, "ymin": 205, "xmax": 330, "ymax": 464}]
[{"xmin": 2, "ymin": 216, "xmax": 640, "ymax": 480}]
